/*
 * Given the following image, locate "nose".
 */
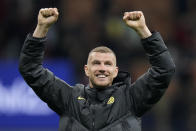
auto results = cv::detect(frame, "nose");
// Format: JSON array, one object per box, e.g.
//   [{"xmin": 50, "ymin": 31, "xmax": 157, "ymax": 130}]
[
  {"xmin": 98, "ymin": 63, "xmax": 106, "ymax": 72},
  {"xmin": 99, "ymin": 70, "xmax": 105, "ymax": 73}
]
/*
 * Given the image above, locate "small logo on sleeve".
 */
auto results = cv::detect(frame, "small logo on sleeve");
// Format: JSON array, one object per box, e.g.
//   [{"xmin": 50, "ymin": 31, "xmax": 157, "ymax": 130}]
[{"xmin": 77, "ymin": 96, "xmax": 86, "ymax": 100}]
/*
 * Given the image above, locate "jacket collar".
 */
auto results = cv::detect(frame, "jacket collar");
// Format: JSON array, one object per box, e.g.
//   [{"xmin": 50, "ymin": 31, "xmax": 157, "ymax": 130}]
[{"xmin": 112, "ymin": 71, "xmax": 131, "ymax": 85}]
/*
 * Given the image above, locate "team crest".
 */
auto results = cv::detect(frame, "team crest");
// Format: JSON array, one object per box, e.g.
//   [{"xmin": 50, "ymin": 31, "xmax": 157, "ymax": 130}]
[{"xmin": 107, "ymin": 96, "xmax": 115, "ymax": 104}]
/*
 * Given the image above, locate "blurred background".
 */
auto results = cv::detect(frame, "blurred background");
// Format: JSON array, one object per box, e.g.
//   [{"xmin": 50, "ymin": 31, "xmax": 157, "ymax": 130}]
[{"xmin": 0, "ymin": 0, "xmax": 196, "ymax": 131}]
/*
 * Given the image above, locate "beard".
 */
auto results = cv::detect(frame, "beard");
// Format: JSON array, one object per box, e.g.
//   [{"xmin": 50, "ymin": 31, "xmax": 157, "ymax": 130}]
[{"xmin": 89, "ymin": 76, "xmax": 113, "ymax": 89}]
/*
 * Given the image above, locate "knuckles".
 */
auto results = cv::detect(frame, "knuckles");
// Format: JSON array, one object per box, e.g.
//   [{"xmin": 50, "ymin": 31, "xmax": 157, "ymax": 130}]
[{"xmin": 39, "ymin": 8, "xmax": 59, "ymax": 17}]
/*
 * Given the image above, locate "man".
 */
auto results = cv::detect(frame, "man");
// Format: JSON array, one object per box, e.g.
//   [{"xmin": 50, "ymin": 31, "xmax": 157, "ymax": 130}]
[{"xmin": 19, "ymin": 8, "xmax": 175, "ymax": 131}]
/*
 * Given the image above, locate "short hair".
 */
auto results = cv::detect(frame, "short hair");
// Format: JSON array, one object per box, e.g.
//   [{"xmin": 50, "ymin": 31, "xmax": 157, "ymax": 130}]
[
  {"xmin": 87, "ymin": 46, "xmax": 117, "ymax": 65},
  {"xmin": 90, "ymin": 46, "xmax": 115, "ymax": 54}
]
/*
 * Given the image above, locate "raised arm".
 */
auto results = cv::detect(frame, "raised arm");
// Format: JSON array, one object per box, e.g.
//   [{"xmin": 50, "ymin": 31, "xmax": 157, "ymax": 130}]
[
  {"xmin": 33, "ymin": 8, "xmax": 59, "ymax": 38},
  {"xmin": 123, "ymin": 11, "xmax": 175, "ymax": 116},
  {"xmin": 19, "ymin": 8, "xmax": 72, "ymax": 115}
]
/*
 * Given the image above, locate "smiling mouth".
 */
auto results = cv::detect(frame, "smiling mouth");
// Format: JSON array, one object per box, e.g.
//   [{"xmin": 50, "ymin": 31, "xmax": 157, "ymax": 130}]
[{"xmin": 96, "ymin": 74, "xmax": 108, "ymax": 78}]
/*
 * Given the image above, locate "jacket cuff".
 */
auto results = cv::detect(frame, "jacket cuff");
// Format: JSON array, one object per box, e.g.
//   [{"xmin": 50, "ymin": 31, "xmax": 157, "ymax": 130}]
[
  {"xmin": 22, "ymin": 33, "xmax": 47, "ymax": 56},
  {"xmin": 141, "ymin": 32, "xmax": 168, "ymax": 56},
  {"xmin": 27, "ymin": 33, "xmax": 47, "ymax": 43}
]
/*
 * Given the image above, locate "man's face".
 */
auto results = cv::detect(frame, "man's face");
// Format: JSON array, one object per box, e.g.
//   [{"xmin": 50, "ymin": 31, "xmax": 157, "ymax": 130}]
[{"xmin": 84, "ymin": 52, "xmax": 118, "ymax": 88}]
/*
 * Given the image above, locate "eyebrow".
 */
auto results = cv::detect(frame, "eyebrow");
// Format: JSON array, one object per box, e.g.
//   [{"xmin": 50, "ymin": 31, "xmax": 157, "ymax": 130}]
[
  {"xmin": 91, "ymin": 60, "xmax": 100, "ymax": 64},
  {"xmin": 91, "ymin": 59, "xmax": 114, "ymax": 65}
]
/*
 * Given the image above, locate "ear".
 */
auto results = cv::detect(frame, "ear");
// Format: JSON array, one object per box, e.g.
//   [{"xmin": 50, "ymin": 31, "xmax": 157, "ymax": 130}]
[
  {"xmin": 113, "ymin": 66, "xmax": 119, "ymax": 78},
  {"xmin": 84, "ymin": 65, "xmax": 89, "ymax": 77}
]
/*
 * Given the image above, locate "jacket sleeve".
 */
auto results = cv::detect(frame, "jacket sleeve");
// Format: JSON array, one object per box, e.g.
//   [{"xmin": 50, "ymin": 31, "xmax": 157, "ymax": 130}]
[
  {"xmin": 18, "ymin": 34, "xmax": 73, "ymax": 115},
  {"xmin": 129, "ymin": 32, "xmax": 175, "ymax": 117}
]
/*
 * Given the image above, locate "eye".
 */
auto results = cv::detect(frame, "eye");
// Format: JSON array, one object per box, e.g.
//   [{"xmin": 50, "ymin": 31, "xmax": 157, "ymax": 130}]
[
  {"xmin": 92, "ymin": 60, "xmax": 100, "ymax": 65},
  {"xmin": 105, "ymin": 61, "xmax": 112, "ymax": 66}
]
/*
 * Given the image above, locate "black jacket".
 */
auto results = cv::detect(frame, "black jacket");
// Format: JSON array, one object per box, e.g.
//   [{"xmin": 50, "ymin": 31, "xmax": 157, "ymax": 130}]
[{"xmin": 19, "ymin": 32, "xmax": 175, "ymax": 131}]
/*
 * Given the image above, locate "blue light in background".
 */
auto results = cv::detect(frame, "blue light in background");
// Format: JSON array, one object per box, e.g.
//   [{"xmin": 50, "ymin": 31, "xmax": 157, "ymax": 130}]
[{"xmin": 0, "ymin": 59, "xmax": 76, "ymax": 130}]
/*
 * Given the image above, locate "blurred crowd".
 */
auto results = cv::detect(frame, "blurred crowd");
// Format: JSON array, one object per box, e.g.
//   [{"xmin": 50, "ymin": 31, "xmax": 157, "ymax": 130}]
[{"xmin": 0, "ymin": 0, "xmax": 196, "ymax": 130}]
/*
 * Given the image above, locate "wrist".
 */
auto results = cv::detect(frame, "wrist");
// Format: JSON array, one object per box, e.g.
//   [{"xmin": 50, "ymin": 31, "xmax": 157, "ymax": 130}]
[
  {"xmin": 135, "ymin": 26, "xmax": 152, "ymax": 39},
  {"xmin": 33, "ymin": 25, "xmax": 49, "ymax": 38}
]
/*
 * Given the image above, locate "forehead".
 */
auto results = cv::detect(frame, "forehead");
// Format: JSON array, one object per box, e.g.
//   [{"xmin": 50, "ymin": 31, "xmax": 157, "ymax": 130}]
[{"xmin": 88, "ymin": 52, "xmax": 116, "ymax": 63}]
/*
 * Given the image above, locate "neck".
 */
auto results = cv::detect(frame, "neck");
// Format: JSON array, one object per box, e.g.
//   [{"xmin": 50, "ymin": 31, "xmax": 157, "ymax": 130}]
[{"xmin": 89, "ymin": 81, "xmax": 112, "ymax": 90}]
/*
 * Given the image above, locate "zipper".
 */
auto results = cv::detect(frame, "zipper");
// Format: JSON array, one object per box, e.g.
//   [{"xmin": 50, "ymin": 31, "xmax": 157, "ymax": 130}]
[{"xmin": 92, "ymin": 105, "xmax": 95, "ymax": 131}]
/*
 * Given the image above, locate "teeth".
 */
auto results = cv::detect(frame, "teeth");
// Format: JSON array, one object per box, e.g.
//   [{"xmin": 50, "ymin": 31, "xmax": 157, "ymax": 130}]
[{"xmin": 97, "ymin": 74, "xmax": 106, "ymax": 78}]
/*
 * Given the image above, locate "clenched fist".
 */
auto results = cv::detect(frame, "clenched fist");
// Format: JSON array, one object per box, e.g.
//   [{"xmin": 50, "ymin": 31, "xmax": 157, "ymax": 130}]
[
  {"xmin": 33, "ymin": 8, "xmax": 59, "ymax": 38},
  {"xmin": 38, "ymin": 8, "xmax": 59, "ymax": 27},
  {"xmin": 123, "ymin": 11, "xmax": 152, "ymax": 39},
  {"xmin": 123, "ymin": 11, "xmax": 144, "ymax": 29}
]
